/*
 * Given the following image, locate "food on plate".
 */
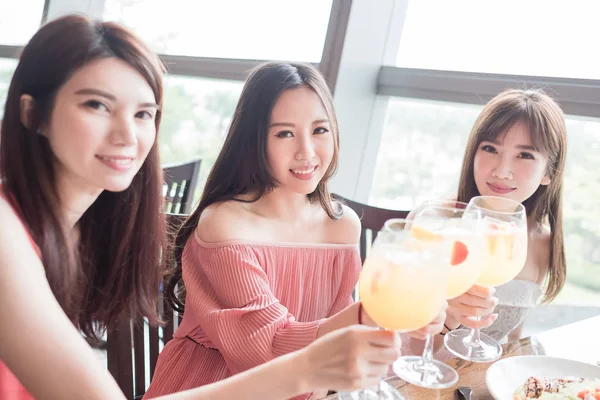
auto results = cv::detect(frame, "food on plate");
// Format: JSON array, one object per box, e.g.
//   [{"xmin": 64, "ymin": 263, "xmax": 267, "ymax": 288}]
[{"xmin": 513, "ymin": 376, "xmax": 600, "ymax": 399}]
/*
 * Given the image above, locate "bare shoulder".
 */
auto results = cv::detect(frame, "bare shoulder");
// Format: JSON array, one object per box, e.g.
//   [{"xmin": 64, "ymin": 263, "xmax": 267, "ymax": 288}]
[
  {"xmin": 0, "ymin": 199, "xmax": 125, "ymax": 399},
  {"xmin": 195, "ymin": 200, "xmax": 258, "ymax": 244},
  {"xmin": 0, "ymin": 196, "xmax": 45, "ymax": 284},
  {"xmin": 324, "ymin": 203, "xmax": 362, "ymax": 245},
  {"xmin": 0, "ymin": 196, "xmax": 32, "ymax": 250}
]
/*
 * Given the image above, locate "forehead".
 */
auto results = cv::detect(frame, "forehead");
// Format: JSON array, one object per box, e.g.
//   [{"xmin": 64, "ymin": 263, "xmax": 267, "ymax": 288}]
[
  {"xmin": 58, "ymin": 57, "xmax": 155, "ymax": 103},
  {"xmin": 492, "ymin": 121, "xmax": 533, "ymax": 145},
  {"xmin": 270, "ymin": 87, "xmax": 328, "ymax": 121}
]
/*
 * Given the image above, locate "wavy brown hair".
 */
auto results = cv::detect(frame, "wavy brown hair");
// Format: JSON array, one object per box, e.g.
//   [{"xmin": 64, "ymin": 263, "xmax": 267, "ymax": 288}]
[
  {"xmin": 457, "ymin": 89, "xmax": 567, "ymax": 302},
  {"xmin": 0, "ymin": 15, "xmax": 167, "ymax": 341},
  {"xmin": 166, "ymin": 62, "xmax": 342, "ymax": 313}
]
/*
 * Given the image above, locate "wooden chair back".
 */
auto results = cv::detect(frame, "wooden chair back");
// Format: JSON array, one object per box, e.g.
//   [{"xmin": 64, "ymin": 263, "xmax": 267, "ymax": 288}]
[
  {"xmin": 107, "ymin": 213, "xmax": 186, "ymax": 399},
  {"xmin": 339, "ymin": 196, "xmax": 409, "ymax": 263}
]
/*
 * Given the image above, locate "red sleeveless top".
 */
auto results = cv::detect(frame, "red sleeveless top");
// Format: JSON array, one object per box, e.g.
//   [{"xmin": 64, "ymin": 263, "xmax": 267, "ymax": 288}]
[{"xmin": 0, "ymin": 187, "xmax": 37, "ymax": 400}]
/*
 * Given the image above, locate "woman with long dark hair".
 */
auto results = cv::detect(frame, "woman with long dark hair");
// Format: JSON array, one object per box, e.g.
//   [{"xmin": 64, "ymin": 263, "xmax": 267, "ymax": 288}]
[
  {"xmin": 0, "ymin": 15, "xmax": 403, "ymax": 400},
  {"xmin": 146, "ymin": 61, "xmax": 446, "ymax": 400}
]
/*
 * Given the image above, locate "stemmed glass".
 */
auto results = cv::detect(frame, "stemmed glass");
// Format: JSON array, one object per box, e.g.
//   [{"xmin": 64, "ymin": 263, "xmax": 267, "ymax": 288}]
[
  {"xmin": 392, "ymin": 201, "xmax": 485, "ymax": 388},
  {"xmin": 444, "ymin": 196, "xmax": 527, "ymax": 363},
  {"xmin": 339, "ymin": 218, "xmax": 450, "ymax": 399}
]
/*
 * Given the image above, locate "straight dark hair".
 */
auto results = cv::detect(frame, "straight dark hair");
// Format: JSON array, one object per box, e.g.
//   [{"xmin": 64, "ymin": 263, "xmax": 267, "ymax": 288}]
[
  {"xmin": 0, "ymin": 15, "xmax": 167, "ymax": 340},
  {"xmin": 166, "ymin": 62, "xmax": 341, "ymax": 313},
  {"xmin": 457, "ymin": 89, "xmax": 567, "ymax": 302}
]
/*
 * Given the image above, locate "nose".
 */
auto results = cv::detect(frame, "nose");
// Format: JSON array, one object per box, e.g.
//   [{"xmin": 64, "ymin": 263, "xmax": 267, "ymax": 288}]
[
  {"xmin": 294, "ymin": 134, "xmax": 316, "ymax": 161},
  {"xmin": 109, "ymin": 115, "xmax": 137, "ymax": 146},
  {"xmin": 492, "ymin": 154, "xmax": 513, "ymax": 180}
]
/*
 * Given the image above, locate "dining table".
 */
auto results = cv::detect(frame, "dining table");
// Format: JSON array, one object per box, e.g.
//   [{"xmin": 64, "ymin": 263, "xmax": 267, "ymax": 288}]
[{"xmin": 322, "ymin": 315, "xmax": 600, "ymax": 399}]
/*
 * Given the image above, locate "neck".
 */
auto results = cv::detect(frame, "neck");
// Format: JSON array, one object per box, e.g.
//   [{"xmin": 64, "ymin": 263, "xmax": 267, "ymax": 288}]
[
  {"xmin": 527, "ymin": 213, "xmax": 545, "ymax": 232},
  {"xmin": 253, "ymin": 188, "xmax": 313, "ymax": 221},
  {"xmin": 55, "ymin": 167, "xmax": 103, "ymax": 230}
]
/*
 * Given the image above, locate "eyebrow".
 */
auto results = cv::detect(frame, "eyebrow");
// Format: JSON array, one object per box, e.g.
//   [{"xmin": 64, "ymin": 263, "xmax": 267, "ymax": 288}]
[
  {"xmin": 484, "ymin": 138, "xmax": 537, "ymax": 151},
  {"xmin": 75, "ymin": 88, "xmax": 159, "ymax": 108},
  {"xmin": 269, "ymin": 119, "xmax": 329, "ymax": 128}
]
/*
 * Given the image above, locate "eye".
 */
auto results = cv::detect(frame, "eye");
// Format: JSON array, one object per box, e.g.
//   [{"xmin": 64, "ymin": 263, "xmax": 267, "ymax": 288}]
[
  {"xmin": 480, "ymin": 144, "xmax": 497, "ymax": 153},
  {"xmin": 276, "ymin": 131, "xmax": 293, "ymax": 138},
  {"xmin": 314, "ymin": 127, "xmax": 329, "ymax": 135},
  {"xmin": 136, "ymin": 110, "xmax": 155, "ymax": 120},
  {"xmin": 84, "ymin": 100, "xmax": 109, "ymax": 112},
  {"xmin": 518, "ymin": 152, "xmax": 535, "ymax": 160}
]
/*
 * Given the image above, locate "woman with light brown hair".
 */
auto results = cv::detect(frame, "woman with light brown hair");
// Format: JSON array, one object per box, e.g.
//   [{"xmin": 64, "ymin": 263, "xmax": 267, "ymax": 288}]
[{"xmin": 440, "ymin": 88, "xmax": 567, "ymax": 344}]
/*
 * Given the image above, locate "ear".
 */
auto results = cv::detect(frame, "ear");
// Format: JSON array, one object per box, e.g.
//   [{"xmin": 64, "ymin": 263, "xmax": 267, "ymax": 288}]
[
  {"xmin": 19, "ymin": 94, "xmax": 35, "ymax": 130},
  {"xmin": 541, "ymin": 175, "xmax": 551, "ymax": 186}
]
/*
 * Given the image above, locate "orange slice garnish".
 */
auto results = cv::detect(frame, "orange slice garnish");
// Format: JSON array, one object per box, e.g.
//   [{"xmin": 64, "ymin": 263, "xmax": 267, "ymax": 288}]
[
  {"xmin": 485, "ymin": 222, "xmax": 515, "ymax": 259},
  {"xmin": 371, "ymin": 269, "xmax": 383, "ymax": 294},
  {"xmin": 411, "ymin": 225, "xmax": 443, "ymax": 242},
  {"xmin": 505, "ymin": 235, "xmax": 515, "ymax": 260},
  {"xmin": 488, "ymin": 236, "xmax": 498, "ymax": 255}
]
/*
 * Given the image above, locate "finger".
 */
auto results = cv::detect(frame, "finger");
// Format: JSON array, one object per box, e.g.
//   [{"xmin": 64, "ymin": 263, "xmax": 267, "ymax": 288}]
[
  {"xmin": 467, "ymin": 284, "xmax": 496, "ymax": 298},
  {"xmin": 455, "ymin": 301, "xmax": 497, "ymax": 318},
  {"xmin": 421, "ymin": 322, "xmax": 445, "ymax": 336},
  {"xmin": 457, "ymin": 293, "xmax": 499, "ymax": 309},
  {"xmin": 430, "ymin": 310, "xmax": 448, "ymax": 324},
  {"xmin": 459, "ymin": 313, "xmax": 498, "ymax": 329},
  {"xmin": 363, "ymin": 347, "xmax": 401, "ymax": 363},
  {"xmin": 364, "ymin": 329, "xmax": 401, "ymax": 347},
  {"xmin": 440, "ymin": 300, "xmax": 449, "ymax": 311},
  {"xmin": 406, "ymin": 330, "xmax": 428, "ymax": 340}
]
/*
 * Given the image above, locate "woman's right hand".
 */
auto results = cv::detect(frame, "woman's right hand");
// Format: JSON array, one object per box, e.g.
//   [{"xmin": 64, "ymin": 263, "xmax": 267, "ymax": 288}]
[
  {"xmin": 446, "ymin": 284, "xmax": 499, "ymax": 330},
  {"xmin": 299, "ymin": 325, "xmax": 401, "ymax": 392}
]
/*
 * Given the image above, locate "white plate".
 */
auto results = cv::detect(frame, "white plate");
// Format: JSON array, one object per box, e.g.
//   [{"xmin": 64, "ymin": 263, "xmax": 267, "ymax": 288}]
[{"xmin": 486, "ymin": 355, "xmax": 600, "ymax": 400}]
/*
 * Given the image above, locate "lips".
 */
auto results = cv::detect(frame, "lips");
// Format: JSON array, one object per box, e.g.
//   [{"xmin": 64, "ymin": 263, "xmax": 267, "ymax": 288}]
[
  {"xmin": 291, "ymin": 166, "xmax": 317, "ymax": 175},
  {"xmin": 487, "ymin": 182, "xmax": 516, "ymax": 195},
  {"xmin": 96, "ymin": 155, "xmax": 135, "ymax": 171},
  {"xmin": 290, "ymin": 165, "xmax": 318, "ymax": 181},
  {"xmin": 96, "ymin": 155, "xmax": 134, "ymax": 164}
]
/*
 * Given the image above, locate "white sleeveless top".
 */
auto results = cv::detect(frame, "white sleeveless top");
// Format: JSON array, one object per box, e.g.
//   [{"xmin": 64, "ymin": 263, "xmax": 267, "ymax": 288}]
[
  {"xmin": 481, "ymin": 279, "xmax": 542, "ymax": 343},
  {"xmin": 433, "ymin": 279, "xmax": 542, "ymax": 361}
]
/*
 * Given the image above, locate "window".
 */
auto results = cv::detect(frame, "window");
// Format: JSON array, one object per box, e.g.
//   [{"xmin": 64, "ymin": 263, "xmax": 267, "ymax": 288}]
[
  {"xmin": 0, "ymin": 0, "xmax": 45, "ymax": 45},
  {"xmin": 103, "ymin": 0, "xmax": 333, "ymax": 62},
  {"xmin": 369, "ymin": 97, "xmax": 480, "ymax": 210},
  {"xmin": 395, "ymin": 0, "xmax": 600, "ymax": 79},
  {"xmin": 160, "ymin": 75, "xmax": 243, "ymax": 198},
  {"xmin": 0, "ymin": 58, "xmax": 18, "ymax": 119},
  {"xmin": 370, "ymin": 97, "xmax": 600, "ymax": 307},
  {"xmin": 560, "ymin": 115, "xmax": 600, "ymax": 307}
]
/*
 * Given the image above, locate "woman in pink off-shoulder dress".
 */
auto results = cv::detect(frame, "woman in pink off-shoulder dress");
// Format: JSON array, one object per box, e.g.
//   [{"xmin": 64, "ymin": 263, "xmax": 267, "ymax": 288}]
[{"xmin": 144, "ymin": 62, "xmax": 447, "ymax": 400}]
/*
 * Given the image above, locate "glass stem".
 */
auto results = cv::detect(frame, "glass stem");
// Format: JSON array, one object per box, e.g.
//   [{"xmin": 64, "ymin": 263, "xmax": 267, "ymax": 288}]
[
  {"xmin": 471, "ymin": 316, "xmax": 482, "ymax": 343},
  {"xmin": 421, "ymin": 333, "xmax": 434, "ymax": 367}
]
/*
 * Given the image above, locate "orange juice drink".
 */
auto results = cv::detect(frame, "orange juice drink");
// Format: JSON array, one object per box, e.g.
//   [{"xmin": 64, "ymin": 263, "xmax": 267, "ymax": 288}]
[
  {"xmin": 412, "ymin": 221, "xmax": 485, "ymax": 299},
  {"xmin": 476, "ymin": 219, "xmax": 527, "ymax": 287},
  {"xmin": 358, "ymin": 240, "xmax": 447, "ymax": 332}
]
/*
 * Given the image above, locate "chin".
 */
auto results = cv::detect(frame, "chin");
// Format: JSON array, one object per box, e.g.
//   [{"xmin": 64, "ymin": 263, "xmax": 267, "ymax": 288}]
[
  {"xmin": 291, "ymin": 183, "xmax": 320, "ymax": 196},
  {"xmin": 101, "ymin": 178, "xmax": 136, "ymax": 193},
  {"xmin": 480, "ymin": 189, "xmax": 525, "ymax": 204}
]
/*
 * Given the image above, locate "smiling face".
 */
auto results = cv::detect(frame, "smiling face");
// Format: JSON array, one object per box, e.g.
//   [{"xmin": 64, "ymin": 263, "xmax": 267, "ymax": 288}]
[
  {"xmin": 40, "ymin": 57, "xmax": 158, "ymax": 194},
  {"xmin": 473, "ymin": 121, "xmax": 551, "ymax": 203},
  {"xmin": 266, "ymin": 86, "xmax": 335, "ymax": 195}
]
